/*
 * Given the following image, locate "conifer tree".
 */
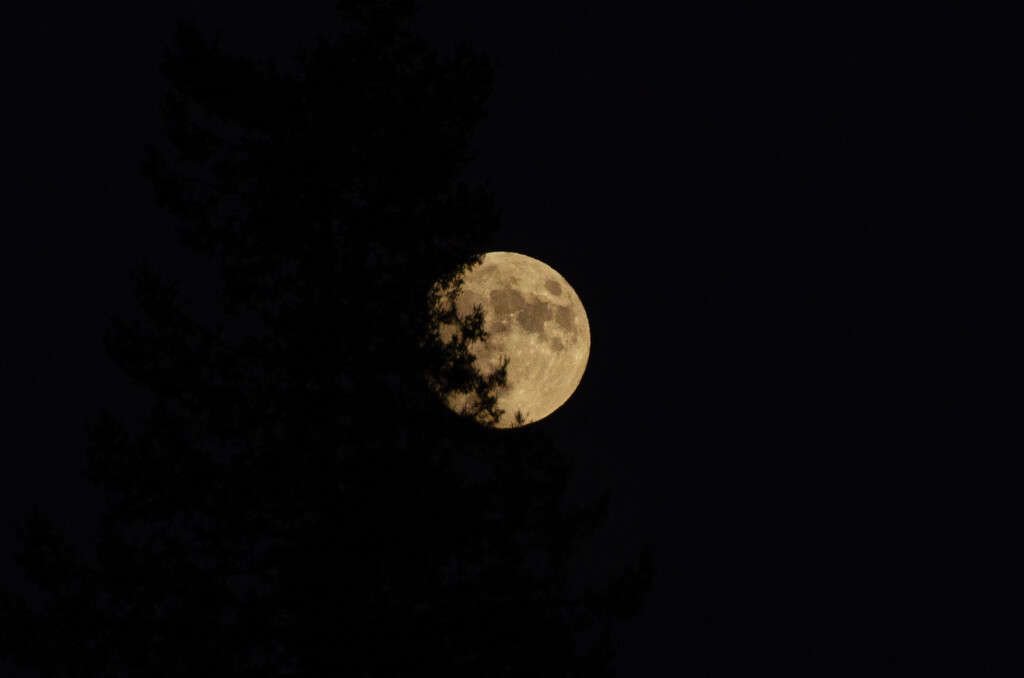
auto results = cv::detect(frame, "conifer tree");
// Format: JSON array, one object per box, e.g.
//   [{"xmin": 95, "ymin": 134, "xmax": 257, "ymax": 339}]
[{"xmin": 1, "ymin": 3, "xmax": 650, "ymax": 675}]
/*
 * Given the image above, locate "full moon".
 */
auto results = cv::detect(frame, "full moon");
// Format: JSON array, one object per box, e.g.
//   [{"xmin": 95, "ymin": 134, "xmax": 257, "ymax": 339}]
[{"xmin": 433, "ymin": 252, "xmax": 590, "ymax": 427}]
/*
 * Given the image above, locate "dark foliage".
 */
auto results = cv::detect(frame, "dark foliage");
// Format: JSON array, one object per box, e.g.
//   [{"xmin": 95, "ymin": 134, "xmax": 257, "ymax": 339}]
[{"xmin": 0, "ymin": 2, "xmax": 649, "ymax": 675}]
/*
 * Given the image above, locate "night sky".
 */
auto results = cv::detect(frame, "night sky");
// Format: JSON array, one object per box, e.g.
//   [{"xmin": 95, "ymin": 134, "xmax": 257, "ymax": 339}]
[{"xmin": 3, "ymin": 2, "xmax": 1018, "ymax": 674}]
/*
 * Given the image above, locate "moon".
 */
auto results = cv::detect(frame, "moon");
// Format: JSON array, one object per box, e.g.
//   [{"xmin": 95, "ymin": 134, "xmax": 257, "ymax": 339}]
[{"xmin": 434, "ymin": 251, "xmax": 590, "ymax": 427}]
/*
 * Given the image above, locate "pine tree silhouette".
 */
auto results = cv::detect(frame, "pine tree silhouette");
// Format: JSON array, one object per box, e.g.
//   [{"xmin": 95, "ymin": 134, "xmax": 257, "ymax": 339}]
[{"xmin": 1, "ymin": 2, "xmax": 650, "ymax": 675}]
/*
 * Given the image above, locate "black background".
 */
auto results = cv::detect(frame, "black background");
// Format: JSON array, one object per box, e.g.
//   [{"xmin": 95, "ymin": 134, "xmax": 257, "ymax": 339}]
[{"xmin": 2, "ymin": 1, "xmax": 1018, "ymax": 674}]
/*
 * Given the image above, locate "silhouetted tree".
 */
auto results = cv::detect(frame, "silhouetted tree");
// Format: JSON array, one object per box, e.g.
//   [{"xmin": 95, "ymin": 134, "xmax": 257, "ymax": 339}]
[{"xmin": 1, "ymin": 2, "xmax": 650, "ymax": 675}]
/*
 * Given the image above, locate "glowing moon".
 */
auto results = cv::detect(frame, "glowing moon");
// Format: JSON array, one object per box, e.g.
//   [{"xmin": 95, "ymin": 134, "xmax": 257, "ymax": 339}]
[{"xmin": 435, "ymin": 251, "xmax": 590, "ymax": 427}]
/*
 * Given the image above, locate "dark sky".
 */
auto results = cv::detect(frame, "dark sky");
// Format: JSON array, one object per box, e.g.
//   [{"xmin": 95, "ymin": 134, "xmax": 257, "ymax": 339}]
[{"xmin": 2, "ymin": 1, "xmax": 1018, "ymax": 674}]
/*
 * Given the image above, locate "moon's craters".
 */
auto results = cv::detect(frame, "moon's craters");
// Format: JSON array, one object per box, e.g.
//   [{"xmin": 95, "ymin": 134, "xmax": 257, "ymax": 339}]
[
  {"xmin": 488, "ymin": 287, "xmax": 524, "ymax": 317},
  {"xmin": 488, "ymin": 287, "xmax": 559, "ymax": 335},
  {"xmin": 521, "ymin": 299, "xmax": 554, "ymax": 334},
  {"xmin": 555, "ymin": 304, "xmax": 574, "ymax": 332},
  {"xmin": 437, "ymin": 251, "xmax": 590, "ymax": 427}
]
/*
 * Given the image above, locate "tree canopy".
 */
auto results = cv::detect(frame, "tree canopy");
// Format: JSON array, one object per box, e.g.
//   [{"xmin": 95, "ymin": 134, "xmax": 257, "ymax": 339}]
[{"xmin": 1, "ymin": 3, "xmax": 649, "ymax": 675}]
